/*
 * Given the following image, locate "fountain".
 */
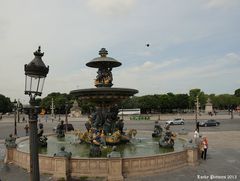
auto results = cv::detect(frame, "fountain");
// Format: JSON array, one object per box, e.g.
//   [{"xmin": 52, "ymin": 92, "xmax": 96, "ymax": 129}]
[
  {"xmin": 6, "ymin": 48, "xmax": 199, "ymax": 181},
  {"xmin": 70, "ymin": 48, "xmax": 138, "ymax": 146}
]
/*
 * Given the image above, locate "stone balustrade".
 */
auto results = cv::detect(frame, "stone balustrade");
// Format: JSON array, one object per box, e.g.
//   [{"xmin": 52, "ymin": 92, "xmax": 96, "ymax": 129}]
[{"xmin": 5, "ymin": 145, "xmax": 198, "ymax": 181}]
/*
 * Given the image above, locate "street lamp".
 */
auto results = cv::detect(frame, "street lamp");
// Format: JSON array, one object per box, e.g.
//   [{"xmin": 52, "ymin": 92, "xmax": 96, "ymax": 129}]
[
  {"xmin": 158, "ymin": 106, "xmax": 161, "ymax": 121},
  {"xmin": 24, "ymin": 46, "xmax": 49, "ymax": 181},
  {"xmin": 17, "ymin": 99, "xmax": 20, "ymax": 123},
  {"xmin": 230, "ymin": 105, "xmax": 234, "ymax": 119},
  {"xmin": 13, "ymin": 99, "xmax": 17, "ymax": 136},
  {"xmin": 195, "ymin": 96, "xmax": 200, "ymax": 132},
  {"xmin": 65, "ymin": 102, "xmax": 69, "ymax": 131}
]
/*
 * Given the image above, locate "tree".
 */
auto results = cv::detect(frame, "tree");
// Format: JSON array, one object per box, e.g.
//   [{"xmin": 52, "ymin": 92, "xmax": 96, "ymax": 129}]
[
  {"xmin": 0, "ymin": 94, "xmax": 12, "ymax": 113},
  {"xmin": 234, "ymin": 88, "xmax": 240, "ymax": 97},
  {"xmin": 189, "ymin": 88, "xmax": 206, "ymax": 109},
  {"xmin": 175, "ymin": 94, "xmax": 189, "ymax": 110},
  {"xmin": 41, "ymin": 92, "xmax": 74, "ymax": 114}
]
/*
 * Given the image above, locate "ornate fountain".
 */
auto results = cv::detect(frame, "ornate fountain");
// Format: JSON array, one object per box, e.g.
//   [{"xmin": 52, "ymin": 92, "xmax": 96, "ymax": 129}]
[
  {"xmin": 4, "ymin": 48, "xmax": 197, "ymax": 181},
  {"xmin": 70, "ymin": 48, "xmax": 138, "ymax": 146}
]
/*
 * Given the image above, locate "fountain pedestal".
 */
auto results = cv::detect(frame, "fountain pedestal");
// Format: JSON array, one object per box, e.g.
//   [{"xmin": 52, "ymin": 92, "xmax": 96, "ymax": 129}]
[
  {"xmin": 108, "ymin": 158, "xmax": 124, "ymax": 181},
  {"xmin": 53, "ymin": 156, "xmax": 70, "ymax": 180}
]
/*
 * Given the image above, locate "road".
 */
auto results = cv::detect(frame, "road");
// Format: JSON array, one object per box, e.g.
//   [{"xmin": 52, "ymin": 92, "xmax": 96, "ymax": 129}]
[{"xmin": 0, "ymin": 114, "xmax": 240, "ymax": 140}]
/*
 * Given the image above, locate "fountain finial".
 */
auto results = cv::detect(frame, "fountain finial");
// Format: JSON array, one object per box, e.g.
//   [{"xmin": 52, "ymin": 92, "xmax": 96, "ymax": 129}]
[
  {"xmin": 33, "ymin": 45, "xmax": 44, "ymax": 57},
  {"xmin": 99, "ymin": 48, "xmax": 108, "ymax": 57}
]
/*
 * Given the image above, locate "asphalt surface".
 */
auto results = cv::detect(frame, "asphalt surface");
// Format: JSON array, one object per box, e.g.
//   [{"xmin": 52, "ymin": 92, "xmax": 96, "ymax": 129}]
[{"xmin": 0, "ymin": 113, "xmax": 240, "ymax": 181}]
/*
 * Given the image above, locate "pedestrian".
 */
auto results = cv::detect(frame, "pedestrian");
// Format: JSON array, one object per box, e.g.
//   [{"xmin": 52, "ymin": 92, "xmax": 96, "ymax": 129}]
[
  {"xmin": 201, "ymin": 137, "xmax": 208, "ymax": 160},
  {"xmin": 24, "ymin": 124, "xmax": 29, "ymax": 136},
  {"xmin": 22, "ymin": 116, "xmax": 25, "ymax": 122},
  {"xmin": 196, "ymin": 121, "xmax": 200, "ymax": 133},
  {"xmin": 45, "ymin": 114, "xmax": 48, "ymax": 122},
  {"xmin": 194, "ymin": 128, "xmax": 199, "ymax": 144}
]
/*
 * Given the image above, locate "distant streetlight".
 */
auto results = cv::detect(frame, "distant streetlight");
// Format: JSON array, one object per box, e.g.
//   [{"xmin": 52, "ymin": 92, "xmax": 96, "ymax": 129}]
[
  {"xmin": 195, "ymin": 96, "xmax": 200, "ymax": 132},
  {"xmin": 17, "ymin": 99, "xmax": 20, "ymax": 123},
  {"xmin": 230, "ymin": 105, "xmax": 234, "ymax": 119},
  {"xmin": 50, "ymin": 98, "xmax": 55, "ymax": 121},
  {"xmin": 13, "ymin": 99, "xmax": 17, "ymax": 136},
  {"xmin": 24, "ymin": 46, "xmax": 49, "ymax": 181},
  {"xmin": 158, "ymin": 106, "xmax": 161, "ymax": 121},
  {"xmin": 65, "ymin": 102, "xmax": 69, "ymax": 131}
]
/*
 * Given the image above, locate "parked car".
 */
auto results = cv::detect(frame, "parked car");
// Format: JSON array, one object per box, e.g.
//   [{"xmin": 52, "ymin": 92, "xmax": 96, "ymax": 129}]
[
  {"xmin": 199, "ymin": 119, "xmax": 220, "ymax": 127},
  {"xmin": 53, "ymin": 123, "xmax": 74, "ymax": 132},
  {"xmin": 166, "ymin": 118, "xmax": 184, "ymax": 125}
]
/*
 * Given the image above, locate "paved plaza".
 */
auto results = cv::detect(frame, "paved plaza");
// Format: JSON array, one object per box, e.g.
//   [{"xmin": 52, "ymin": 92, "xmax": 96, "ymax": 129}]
[{"xmin": 0, "ymin": 113, "xmax": 240, "ymax": 181}]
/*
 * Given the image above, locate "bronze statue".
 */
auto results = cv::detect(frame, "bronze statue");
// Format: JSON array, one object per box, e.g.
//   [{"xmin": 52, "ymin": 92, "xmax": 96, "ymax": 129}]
[
  {"xmin": 159, "ymin": 124, "xmax": 176, "ymax": 148},
  {"xmin": 56, "ymin": 120, "xmax": 65, "ymax": 138},
  {"xmin": 5, "ymin": 134, "xmax": 17, "ymax": 148},
  {"xmin": 54, "ymin": 146, "xmax": 72, "ymax": 159},
  {"xmin": 152, "ymin": 121, "xmax": 163, "ymax": 137},
  {"xmin": 38, "ymin": 123, "xmax": 48, "ymax": 147}
]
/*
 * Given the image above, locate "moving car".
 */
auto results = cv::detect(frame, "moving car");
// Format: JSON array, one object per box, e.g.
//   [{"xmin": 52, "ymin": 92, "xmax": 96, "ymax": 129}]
[
  {"xmin": 199, "ymin": 119, "xmax": 220, "ymax": 127},
  {"xmin": 166, "ymin": 118, "xmax": 184, "ymax": 125}
]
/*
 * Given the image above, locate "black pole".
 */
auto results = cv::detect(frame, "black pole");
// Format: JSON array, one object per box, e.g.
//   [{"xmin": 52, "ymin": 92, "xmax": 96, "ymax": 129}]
[
  {"xmin": 14, "ymin": 108, "xmax": 17, "ymax": 136},
  {"xmin": 29, "ymin": 98, "xmax": 40, "ymax": 181},
  {"xmin": 231, "ymin": 110, "xmax": 234, "ymax": 119},
  {"xmin": 65, "ymin": 105, "xmax": 68, "ymax": 132},
  {"xmin": 158, "ymin": 107, "xmax": 161, "ymax": 121},
  {"xmin": 17, "ymin": 108, "xmax": 20, "ymax": 123}
]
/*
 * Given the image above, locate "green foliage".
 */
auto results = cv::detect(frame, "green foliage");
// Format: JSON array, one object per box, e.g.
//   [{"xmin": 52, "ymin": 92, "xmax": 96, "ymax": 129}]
[
  {"xmin": 234, "ymin": 88, "xmax": 240, "ymax": 97},
  {"xmin": 40, "ymin": 92, "xmax": 76, "ymax": 114},
  {"xmin": 0, "ymin": 94, "xmax": 12, "ymax": 113},
  {"xmin": 2, "ymin": 88, "xmax": 238, "ymax": 115},
  {"xmin": 188, "ymin": 88, "xmax": 206, "ymax": 109}
]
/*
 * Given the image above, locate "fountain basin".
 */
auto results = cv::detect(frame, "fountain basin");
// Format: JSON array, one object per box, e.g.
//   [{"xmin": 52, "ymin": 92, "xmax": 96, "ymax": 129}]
[
  {"xmin": 70, "ymin": 87, "xmax": 138, "ymax": 103},
  {"xmin": 5, "ymin": 132, "xmax": 198, "ymax": 180},
  {"xmin": 17, "ymin": 131, "xmax": 185, "ymax": 158}
]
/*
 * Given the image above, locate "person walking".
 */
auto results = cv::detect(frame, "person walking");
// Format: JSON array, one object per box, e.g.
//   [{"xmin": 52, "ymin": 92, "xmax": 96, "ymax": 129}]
[
  {"xmin": 194, "ymin": 128, "xmax": 199, "ymax": 144},
  {"xmin": 24, "ymin": 124, "xmax": 29, "ymax": 136},
  {"xmin": 201, "ymin": 137, "xmax": 208, "ymax": 160}
]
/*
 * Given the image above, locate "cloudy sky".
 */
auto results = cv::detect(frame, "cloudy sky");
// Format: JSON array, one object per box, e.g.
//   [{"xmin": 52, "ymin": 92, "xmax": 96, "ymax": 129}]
[{"xmin": 0, "ymin": 0, "xmax": 240, "ymax": 103}]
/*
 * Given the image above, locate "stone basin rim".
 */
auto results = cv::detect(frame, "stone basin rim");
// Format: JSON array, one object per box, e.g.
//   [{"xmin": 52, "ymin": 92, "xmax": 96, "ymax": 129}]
[{"xmin": 15, "ymin": 131, "xmax": 187, "ymax": 159}]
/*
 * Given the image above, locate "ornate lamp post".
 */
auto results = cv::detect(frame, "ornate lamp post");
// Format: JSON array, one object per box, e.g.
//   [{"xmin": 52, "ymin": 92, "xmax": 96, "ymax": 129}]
[
  {"xmin": 230, "ymin": 105, "xmax": 234, "ymax": 119},
  {"xmin": 13, "ymin": 99, "xmax": 17, "ymax": 136},
  {"xmin": 195, "ymin": 96, "xmax": 199, "ymax": 132},
  {"xmin": 158, "ymin": 106, "xmax": 161, "ymax": 121},
  {"xmin": 65, "ymin": 102, "xmax": 69, "ymax": 131},
  {"xmin": 17, "ymin": 99, "xmax": 20, "ymax": 123},
  {"xmin": 24, "ymin": 46, "xmax": 49, "ymax": 181},
  {"xmin": 50, "ymin": 98, "xmax": 55, "ymax": 121}
]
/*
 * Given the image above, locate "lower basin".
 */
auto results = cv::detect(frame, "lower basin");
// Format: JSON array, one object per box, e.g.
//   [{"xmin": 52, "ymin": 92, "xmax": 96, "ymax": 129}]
[{"xmin": 17, "ymin": 131, "xmax": 186, "ymax": 158}]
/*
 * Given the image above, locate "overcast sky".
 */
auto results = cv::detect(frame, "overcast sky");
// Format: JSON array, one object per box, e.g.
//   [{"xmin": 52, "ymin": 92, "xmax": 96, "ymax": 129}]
[{"xmin": 0, "ymin": 0, "xmax": 240, "ymax": 103}]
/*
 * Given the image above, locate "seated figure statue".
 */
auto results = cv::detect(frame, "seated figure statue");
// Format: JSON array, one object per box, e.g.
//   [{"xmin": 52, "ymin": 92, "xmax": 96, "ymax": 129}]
[
  {"xmin": 116, "ymin": 119, "xmax": 124, "ymax": 134},
  {"xmin": 56, "ymin": 120, "xmax": 65, "ymax": 138},
  {"xmin": 54, "ymin": 146, "xmax": 72, "ymax": 159},
  {"xmin": 152, "ymin": 121, "xmax": 163, "ymax": 137},
  {"xmin": 89, "ymin": 131, "xmax": 102, "ymax": 157},
  {"xmin": 159, "ymin": 124, "xmax": 175, "ymax": 148},
  {"xmin": 38, "ymin": 123, "xmax": 48, "ymax": 147},
  {"xmin": 5, "ymin": 134, "xmax": 17, "ymax": 148}
]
